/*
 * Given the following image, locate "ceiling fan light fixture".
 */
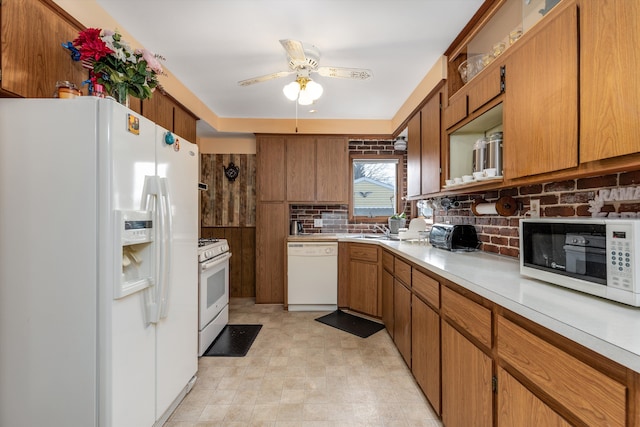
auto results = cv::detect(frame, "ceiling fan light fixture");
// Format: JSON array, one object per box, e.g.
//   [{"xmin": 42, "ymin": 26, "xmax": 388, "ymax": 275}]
[
  {"xmin": 297, "ymin": 90, "xmax": 314, "ymax": 105},
  {"xmin": 305, "ymin": 80, "xmax": 323, "ymax": 100},
  {"xmin": 283, "ymin": 81, "xmax": 300, "ymax": 101}
]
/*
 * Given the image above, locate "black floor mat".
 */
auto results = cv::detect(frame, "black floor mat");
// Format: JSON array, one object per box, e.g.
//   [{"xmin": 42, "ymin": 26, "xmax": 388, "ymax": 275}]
[
  {"xmin": 202, "ymin": 324, "xmax": 262, "ymax": 357},
  {"xmin": 315, "ymin": 310, "xmax": 384, "ymax": 338}
]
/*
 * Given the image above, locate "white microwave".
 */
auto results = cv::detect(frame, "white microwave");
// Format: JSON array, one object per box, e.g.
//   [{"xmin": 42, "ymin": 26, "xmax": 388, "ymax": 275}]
[{"xmin": 520, "ymin": 218, "xmax": 640, "ymax": 307}]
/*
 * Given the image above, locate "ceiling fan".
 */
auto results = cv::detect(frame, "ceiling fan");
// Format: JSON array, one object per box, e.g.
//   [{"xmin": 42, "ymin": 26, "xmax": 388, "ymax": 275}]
[{"xmin": 238, "ymin": 39, "xmax": 373, "ymax": 105}]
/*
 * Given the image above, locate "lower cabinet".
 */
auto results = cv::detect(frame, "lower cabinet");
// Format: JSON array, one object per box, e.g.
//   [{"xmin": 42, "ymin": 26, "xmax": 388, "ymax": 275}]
[
  {"xmin": 381, "ymin": 268, "xmax": 394, "ymax": 337},
  {"xmin": 348, "ymin": 243, "xmax": 380, "ymax": 317},
  {"xmin": 411, "ymin": 294, "xmax": 440, "ymax": 415},
  {"xmin": 255, "ymin": 202, "xmax": 286, "ymax": 303},
  {"xmin": 441, "ymin": 321, "xmax": 493, "ymax": 427},
  {"xmin": 393, "ymin": 279, "xmax": 411, "ymax": 366},
  {"xmin": 497, "ymin": 366, "xmax": 571, "ymax": 427}
]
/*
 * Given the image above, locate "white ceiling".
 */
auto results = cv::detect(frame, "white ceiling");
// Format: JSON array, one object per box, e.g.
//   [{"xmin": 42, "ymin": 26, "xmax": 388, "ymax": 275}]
[{"xmin": 95, "ymin": 0, "xmax": 484, "ymax": 134}]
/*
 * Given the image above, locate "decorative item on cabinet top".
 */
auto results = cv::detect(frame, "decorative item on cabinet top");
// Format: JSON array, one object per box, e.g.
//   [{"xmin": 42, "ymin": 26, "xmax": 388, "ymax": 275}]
[{"xmin": 62, "ymin": 28, "xmax": 165, "ymax": 102}]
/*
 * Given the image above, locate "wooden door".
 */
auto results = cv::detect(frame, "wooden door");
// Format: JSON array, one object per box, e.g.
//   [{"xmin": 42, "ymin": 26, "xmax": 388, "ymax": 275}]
[
  {"xmin": 381, "ymin": 268, "xmax": 394, "ymax": 337},
  {"xmin": 286, "ymin": 136, "xmax": 316, "ymax": 201},
  {"xmin": 406, "ymin": 112, "xmax": 422, "ymax": 197},
  {"xmin": 348, "ymin": 260, "xmax": 378, "ymax": 316},
  {"xmin": 441, "ymin": 321, "xmax": 493, "ymax": 427},
  {"xmin": 173, "ymin": 104, "xmax": 197, "ymax": 143},
  {"xmin": 412, "ymin": 295, "xmax": 440, "ymax": 414},
  {"xmin": 142, "ymin": 92, "xmax": 174, "ymax": 131},
  {"xmin": 256, "ymin": 136, "xmax": 286, "ymax": 202},
  {"xmin": 503, "ymin": 1, "xmax": 578, "ymax": 178},
  {"xmin": 316, "ymin": 137, "xmax": 348, "ymax": 203},
  {"xmin": 421, "ymin": 90, "xmax": 442, "ymax": 195},
  {"xmin": 497, "ymin": 367, "xmax": 571, "ymax": 427},
  {"xmin": 580, "ymin": 0, "xmax": 640, "ymax": 162},
  {"xmin": 255, "ymin": 202, "xmax": 286, "ymax": 303},
  {"xmin": 393, "ymin": 279, "xmax": 411, "ymax": 366}
]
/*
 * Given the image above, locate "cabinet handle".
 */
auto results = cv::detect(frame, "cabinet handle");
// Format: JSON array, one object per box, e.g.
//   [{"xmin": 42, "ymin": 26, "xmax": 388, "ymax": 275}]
[{"xmin": 500, "ymin": 66, "xmax": 506, "ymax": 93}]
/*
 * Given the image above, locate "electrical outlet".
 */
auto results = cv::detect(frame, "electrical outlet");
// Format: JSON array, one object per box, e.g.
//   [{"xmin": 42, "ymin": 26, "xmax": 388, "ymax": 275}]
[
  {"xmin": 314, "ymin": 219, "xmax": 323, "ymax": 227},
  {"xmin": 530, "ymin": 199, "xmax": 540, "ymax": 217}
]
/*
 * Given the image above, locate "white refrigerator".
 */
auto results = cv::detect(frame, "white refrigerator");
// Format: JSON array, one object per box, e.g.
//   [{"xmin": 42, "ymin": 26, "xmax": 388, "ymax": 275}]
[{"xmin": 0, "ymin": 98, "xmax": 199, "ymax": 427}]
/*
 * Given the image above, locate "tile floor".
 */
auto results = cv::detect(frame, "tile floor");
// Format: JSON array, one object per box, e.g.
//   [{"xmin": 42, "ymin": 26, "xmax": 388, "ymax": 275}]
[{"xmin": 166, "ymin": 298, "xmax": 442, "ymax": 427}]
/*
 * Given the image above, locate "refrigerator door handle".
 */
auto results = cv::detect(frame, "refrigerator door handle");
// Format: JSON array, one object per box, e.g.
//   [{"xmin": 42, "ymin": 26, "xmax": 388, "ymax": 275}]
[
  {"xmin": 140, "ymin": 175, "xmax": 162, "ymax": 325},
  {"xmin": 158, "ymin": 177, "xmax": 173, "ymax": 319}
]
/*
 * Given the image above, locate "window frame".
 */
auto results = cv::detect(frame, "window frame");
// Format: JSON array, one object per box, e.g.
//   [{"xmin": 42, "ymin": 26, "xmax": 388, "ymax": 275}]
[{"xmin": 349, "ymin": 153, "xmax": 405, "ymax": 223}]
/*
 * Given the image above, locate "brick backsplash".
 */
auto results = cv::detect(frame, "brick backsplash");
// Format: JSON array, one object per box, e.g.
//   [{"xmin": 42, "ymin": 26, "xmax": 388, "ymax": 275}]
[{"xmin": 437, "ymin": 171, "xmax": 640, "ymax": 258}]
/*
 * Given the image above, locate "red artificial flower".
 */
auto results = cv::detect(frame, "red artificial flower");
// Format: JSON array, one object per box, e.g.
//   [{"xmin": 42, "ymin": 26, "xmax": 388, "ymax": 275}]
[{"xmin": 73, "ymin": 28, "xmax": 113, "ymax": 61}]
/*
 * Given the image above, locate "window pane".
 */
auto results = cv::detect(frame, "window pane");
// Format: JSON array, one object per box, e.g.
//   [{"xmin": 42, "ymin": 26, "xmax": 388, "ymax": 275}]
[{"xmin": 353, "ymin": 159, "xmax": 398, "ymax": 217}]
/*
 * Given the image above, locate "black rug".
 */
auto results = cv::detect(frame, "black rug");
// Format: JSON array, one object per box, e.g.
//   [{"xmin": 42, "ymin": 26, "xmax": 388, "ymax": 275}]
[
  {"xmin": 202, "ymin": 324, "xmax": 262, "ymax": 357},
  {"xmin": 315, "ymin": 310, "xmax": 384, "ymax": 338}
]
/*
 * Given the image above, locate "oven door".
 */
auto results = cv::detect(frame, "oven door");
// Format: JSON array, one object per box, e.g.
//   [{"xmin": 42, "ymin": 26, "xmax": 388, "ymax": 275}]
[{"xmin": 199, "ymin": 252, "xmax": 231, "ymax": 330}]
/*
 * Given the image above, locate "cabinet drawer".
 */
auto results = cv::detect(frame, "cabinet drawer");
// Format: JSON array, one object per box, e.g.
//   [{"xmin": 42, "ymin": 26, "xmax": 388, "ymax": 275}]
[
  {"xmin": 497, "ymin": 316, "xmax": 626, "ymax": 427},
  {"xmin": 349, "ymin": 244, "xmax": 378, "ymax": 262},
  {"xmin": 441, "ymin": 286, "xmax": 491, "ymax": 349},
  {"xmin": 394, "ymin": 258, "xmax": 411, "ymax": 286},
  {"xmin": 467, "ymin": 63, "xmax": 503, "ymax": 113},
  {"xmin": 412, "ymin": 269, "xmax": 439, "ymax": 308},
  {"xmin": 444, "ymin": 92, "xmax": 468, "ymax": 129},
  {"xmin": 382, "ymin": 251, "xmax": 394, "ymax": 272}
]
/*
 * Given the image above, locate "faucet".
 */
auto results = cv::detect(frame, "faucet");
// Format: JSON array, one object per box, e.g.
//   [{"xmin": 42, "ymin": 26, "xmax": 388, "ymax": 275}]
[{"xmin": 372, "ymin": 224, "xmax": 390, "ymax": 237}]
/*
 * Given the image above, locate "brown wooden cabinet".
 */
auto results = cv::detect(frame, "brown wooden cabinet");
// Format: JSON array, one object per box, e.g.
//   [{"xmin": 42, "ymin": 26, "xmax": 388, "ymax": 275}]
[
  {"xmin": 497, "ymin": 315, "xmax": 627, "ymax": 427},
  {"xmin": 256, "ymin": 136, "xmax": 286, "ymax": 202},
  {"xmin": 579, "ymin": 0, "xmax": 640, "ymax": 163},
  {"xmin": 316, "ymin": 137, "xmax": 349, "ymax": 203},
  {"xmin": 496, "ymin": 366, "xmax": 571, "ymax": 427},
  {"xmin": 1, "ymin": 0, "xmax": 87, "ymax": 98},
  {"xmin": 381, "ymin": 252, "xmax": 394, "ymax": 337},
  {"xmin": 347, "ymin": 243, "xmax": 380, "ymax": 317},
  {"xmin": 255, "ymin": 202, "xmax": 286, "ymax": 303},
  {"xmin": 142, "ymin": 92, "xmax": 197, "ymax": 142},
  {"xmin": 393, "ymin": 278, "xmax": 411, "ymax": 366},
  {"xmin": 412, "ymin": 294, "xmax": 440, "ymax": 415},
  {"xmin": 441, "ymin": 320, "xmax": 493, "ymax": 427},
  {"xmin": 286, "ymin": 136, "xmax": 316, "ymax": 201},
  {"xmin": 503, "ymin": 1, "xmax": 578, "ymax": 179}
]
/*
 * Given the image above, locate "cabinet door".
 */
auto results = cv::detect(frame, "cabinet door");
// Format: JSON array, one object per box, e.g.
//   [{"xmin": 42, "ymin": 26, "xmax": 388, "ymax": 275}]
[
  {"xmin": 381, "ymin": 268, "xmax": 394, "ymax": 337},
  {"xmin": 580, "ymin": 0, "xmax": 640, "ymax": 162},
  {"xmin": 467, "ymin": 62, "xmax": 504, "ymax": 113},
  {"xmin": 444, "ymin": 91, "xmax": 468, "ymax": 130},
  {"xmin": 411, "ymin": 295, "xmax": 440, "ymax": 415},
  {"xmin": 142, "ymin": 92, "xmax": 174, "ymax": 131},
  {"xmin": 503, "ymin": 2, "xmax": 578, "ymax": 178},
  {"xmin": 173, "ymin": 104, "xmax": 197, "ymax": 143},
  {"xmin": 255, "ymin": 202, "xmax": 286, "ymax": 303},
  {"xmin": 316, "ymin": 137, "xmax": 348, "ymax": 203},
  {"xmin": 1, "ymin": 0, "xmax": 87, "ymax": 97},
  {"xmin": 442, "ymin": 321, "xmax": 493, "ymax": 427},
  {"xmin": 286, "ymin": 136, "xmax": 316, "ymax": 201},
  {"xmin": 393, "ymin": 279, "xmax": 411, "ymax": 366},
  {"xmin": 256, "ymin": 136, "xmax": 286, "ymax": 202},
  {"xmin": 406, "ymin": 112, "xmax": 422, "ymax": 197},
  {"xmin": 497, "ymin": 367, "xmax": 571, "ymax": 427},
  {"xmin": 349, "ymin": 260, "xmax": 378, "ymax": 316},
  {"xmin": 421, "ymin": 91, "xmax": 442, "ymax": 195}
]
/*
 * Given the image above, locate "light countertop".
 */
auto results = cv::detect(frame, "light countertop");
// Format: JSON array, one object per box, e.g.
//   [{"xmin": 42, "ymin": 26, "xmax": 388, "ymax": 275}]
[{"xmin": 330, "ymin": 235, "xmax": 640, "ymax": 372}]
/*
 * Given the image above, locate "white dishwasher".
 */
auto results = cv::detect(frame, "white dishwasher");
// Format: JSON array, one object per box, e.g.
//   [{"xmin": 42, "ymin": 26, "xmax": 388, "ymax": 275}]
[{"xmin": 287, "ymin": 241, "xmax": 338, "ymax": 311}]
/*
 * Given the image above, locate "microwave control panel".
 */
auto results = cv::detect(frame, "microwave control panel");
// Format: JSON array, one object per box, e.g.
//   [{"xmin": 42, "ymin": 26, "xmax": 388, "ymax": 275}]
[{"xmin": 607, "ymin": 222, "xmax": 635, "ymax": 291}]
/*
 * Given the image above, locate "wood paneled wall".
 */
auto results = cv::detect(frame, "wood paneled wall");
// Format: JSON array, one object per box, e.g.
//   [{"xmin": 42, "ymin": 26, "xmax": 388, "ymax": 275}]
[
  {"xmin": 201, "ymin": 154, "xmax": 256, "ymax": 226},
  {"xmin": 201, "ymin": 227, "xmax": 256, "ymax": 298}
]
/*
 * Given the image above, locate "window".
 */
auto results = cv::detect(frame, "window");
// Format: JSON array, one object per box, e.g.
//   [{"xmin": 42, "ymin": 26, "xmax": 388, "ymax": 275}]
[{"xmin": 350, "ymin": 155, "xmax": 403, "ymax": 220}]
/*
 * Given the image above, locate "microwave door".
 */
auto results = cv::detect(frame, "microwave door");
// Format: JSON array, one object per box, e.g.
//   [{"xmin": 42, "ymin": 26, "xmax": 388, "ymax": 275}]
[{"xmin": 529, "ymin": 232, "xmax": 566, "ymax": 271}]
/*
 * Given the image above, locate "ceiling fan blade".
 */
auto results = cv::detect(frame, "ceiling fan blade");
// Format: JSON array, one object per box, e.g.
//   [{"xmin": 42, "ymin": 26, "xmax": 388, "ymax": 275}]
[
  {"xmin": 238, "ymin": 71, "xmax": 293, "ymax": 86},
  {"xmin": 279, "ymin": 39, "xmax": 306, "ymax": 62},
  {"xmin": 316, "ymin": 66, "xmax": 373, "ymax": 80}
]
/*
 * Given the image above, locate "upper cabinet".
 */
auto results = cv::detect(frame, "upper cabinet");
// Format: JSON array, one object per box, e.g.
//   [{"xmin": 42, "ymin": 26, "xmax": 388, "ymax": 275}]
[
  {"xmin": 286, "ymin": 136, "xmax": 316, "ymax": 202},
  {"xmin": 579, "ymin": 0, "xmax": 640, "ymax": 163},
  {"xmin": 256, "ymin": 135, "xmax": 286, "ymax": 202},
  {"xmin": 1, "ymin": 0, "xmax": 87, "ymax": 98},
  {"xmin": 502, "ymin": 1, "xmax": 578, "ymax": 178},
  {"xmin": 406, "ymin": 84, "xmax": 444, "ymax": 198},
  {"xmin": 142, "ymin": 91, "xmax": 198, "ymax": 143}
]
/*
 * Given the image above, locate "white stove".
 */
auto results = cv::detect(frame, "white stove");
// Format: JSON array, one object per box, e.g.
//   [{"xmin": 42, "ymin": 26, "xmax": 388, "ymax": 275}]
[
  {"xmin": 198, "ymin": 238, "xmax": 230, "ymax": 263},
  {"xmin": 197, "ymin": 238, "xmax": 231, "ymax": 355}
]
